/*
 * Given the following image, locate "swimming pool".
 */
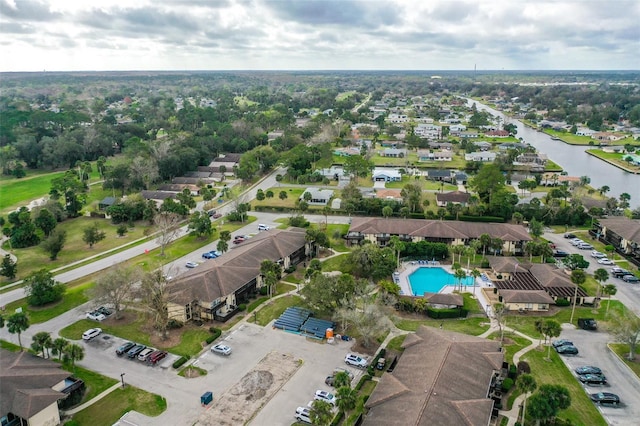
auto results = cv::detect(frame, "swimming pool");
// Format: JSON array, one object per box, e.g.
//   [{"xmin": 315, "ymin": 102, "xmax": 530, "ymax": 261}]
[{"xmin": 408, "ymin": 267, "xmax": 475, "ymax": 295}]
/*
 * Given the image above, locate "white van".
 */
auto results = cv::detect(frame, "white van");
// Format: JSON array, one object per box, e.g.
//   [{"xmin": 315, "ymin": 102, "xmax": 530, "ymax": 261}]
[{"xmin": 258, "ymin": 224, "xmax": 270, "ymax": 231}]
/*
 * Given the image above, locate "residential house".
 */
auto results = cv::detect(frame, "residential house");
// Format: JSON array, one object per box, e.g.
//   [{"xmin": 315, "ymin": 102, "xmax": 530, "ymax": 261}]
[
  {"xmin": 601, "ymin": 145, "xmax": 625, "ymax": 153},
  {"xmin": 208, "ymin": 153, "xmax": 241, "ymax": 174},
  {"xmin": 424, "ymin": 292, "xmax": 463, "ymax": 309},
  {"xmin": 428, "ymin": 142, "xmax": 453, "ymax": 150},
  {"xmin": 166, "ymin": 229, "xmax": 311, "ymax": 323},
  {"xmin": 516, "ymin": 152, "xmax": 547, "ymax": 165},
  {"xmin": 498, "ymin": 290, "xmax": 555, "ymax": 312},
  {"xmin": 346, "ymin": 218, "xmax": 531, "ymax": 254},
  {"xmin": 454, "ymin": 171, "xmax": 468, "ymax": 184},
  {"xmin": 473, "ymin": 141, "xmax": 493, "ymax": 151},
  {"xmin": 333, "ymin": 147, "xmax": 360, "ymax": 157},
  {"xmin": 379, "ymin": 148, "xmax": 406, "ymax": 158},
  {"xmin": 98, "ymin": 196, "xmax": 116, "ymax": 211},
  {"xmin": 436, "ymin": 191, "xmax": 471, "ymax": 207},
  {"xmin": 426, "ymin": 169, "xmax": 452, "ymax": 181},
  {"xmin": 593, "ymin": 218, "xmax": 640, "ymax": 265},
  {"xmin": 465, "ymin": 151, "xmax": 497, "ymax": 162},
  {"xmin": 459, "ymin": 131, "xmax": 479, "ymax": 138},
  {"xmin": 141, "ymin": 190, "xmax": 178, "ymax": 203},
  {"xmin": 498, "ymin": 142, "xmax": 527, "ymax": 151},
  {"xmin": 417, "ymin": 150, "xmax": 452, "ymax": 162},
  {"xmin": 1, "ymin": 349, "xmax": 83, "ymax": 426},
  {"xmin": 576, "ymin": 128, "xmax": 596, "ymax": 137},
  {"xmin": 300, "ymin": 188, "xmax": 334, "ymax": 206},
  {"xmin": 158, "ymin": 184, "xmax": 200, "ymax": 195},
  {"xmin": 387, "ymin": 113, "xmax": 409, "ymax": 124},
  {"xmin": 414, "ymin": 124, "xmax": 442, "ymax": 139},
  {"xmin": 592, "ymin": 132, "xmax": 625, "ymax": 142},
  {"xmin": 374, "ymin": 189, "xmax": 403, "ymax": 202},
  {"xmin": 267, "ymin": 130, "xmax": 284, "ymax": 141},
  {"xmin": 485, "ymin": 130, "xmax": 510, "ymax": 138},
  {"xmin": 372, "ymin": 168, "xmax": 402, "ymax": 182},
  {"xmin": 318, "ymin": 166, "xmax": 349, "ymax": 182},
  {"xmin": 364, "ymin": 327, "xmax": 503, "ymax": 426}
]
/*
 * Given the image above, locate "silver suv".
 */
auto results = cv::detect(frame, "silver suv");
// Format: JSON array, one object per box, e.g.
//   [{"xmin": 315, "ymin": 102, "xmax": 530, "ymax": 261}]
[{"xmin": 345, "ymin": 353, "xmax": 368, "ymax": 368}]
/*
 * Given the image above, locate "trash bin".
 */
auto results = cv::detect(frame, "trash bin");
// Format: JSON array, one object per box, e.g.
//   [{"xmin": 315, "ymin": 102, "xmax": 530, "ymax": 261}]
[{"xmin": 201, "ymin": 391, "xmax": 213, "ymax": 406}]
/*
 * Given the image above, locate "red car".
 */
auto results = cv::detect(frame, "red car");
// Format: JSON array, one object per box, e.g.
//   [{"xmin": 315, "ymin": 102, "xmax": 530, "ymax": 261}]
[{"xmin": 233, "ymin": 235, "xmax": 246, "ymax": 244}]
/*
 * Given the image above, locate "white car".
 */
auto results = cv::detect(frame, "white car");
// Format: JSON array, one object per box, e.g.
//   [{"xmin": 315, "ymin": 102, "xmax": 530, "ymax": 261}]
[
  {"xmin": 211, "ymin": 344, "xmax": 232, "ymax": 356},
  {"xmin": 314, "ymin": 390, "xmax": 337, "ymax": 406},
  {"xmin": 570, "ymin": 238, "xmax": 584, "ymax": 246},
  {"xmin": 258, "ymin": 224, "xmax": 270, "ymax": 231},
  {"xmin": 590, "ymin": 251, "xmax": 606, "ymax": 258},
  {"xmin": 597, "ymin": 258, "xmax": 614, "ymax": 265},
  {"xmin": 86, "ymin": 311, "xmax": 106, "ymax": 321},
  {"xmin": 185, "ymin": 261, "xmax": 198, "ymax": 268},
  {"xmin": 82, "ymin": 328, "xmax": 102, "ymax": 340},
  {"xmin": 295, "ymin": 407, "xmax": 312, "ymax": 424},
  {"xmin": 345, "ymin": 353, "xmax": 368, "ymax": 368}
]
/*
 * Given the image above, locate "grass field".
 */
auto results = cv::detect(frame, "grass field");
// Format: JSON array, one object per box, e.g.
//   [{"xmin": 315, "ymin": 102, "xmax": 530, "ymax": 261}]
[
  {"xmin": 63, "ymin": 364, "xmax": 119, "ymax": 402},
  {"xmin": 392, "ymin": 315, "xmax": 490, "ymax": 336},
  {"xmin": 609, "ymin": 343, "xmax": 640, "ymax": 378},
  {"xmin": 252, "ymin": 294, "xmax": 303, "ymax": 326},
  {"xmin": 543, "ymin": 129, "xmax": 638, "ymax": 147},
  {"xmin": 522, "ymin": 347, "xmax": 607, "ymax": 425},
  {"xmin": 253, "ymin": 187, "xmax": 305, "ymax": 208},
  {"xmin": 68, "ymin": 385, "xmax": 166, "ymax": 425},
  {"xmin": 586, "ymin": 149, "xmax": 640, "ymax": 173},
  {"xmin": 0, "ymin": 170, "xmax": 65, "ymax": 212}
]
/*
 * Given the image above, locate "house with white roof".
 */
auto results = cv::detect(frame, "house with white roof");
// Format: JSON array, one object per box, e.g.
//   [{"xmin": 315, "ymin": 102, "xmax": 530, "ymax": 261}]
[{"xmin": 372, "ymin": 168, "xmax": 402, "ymax": 182}]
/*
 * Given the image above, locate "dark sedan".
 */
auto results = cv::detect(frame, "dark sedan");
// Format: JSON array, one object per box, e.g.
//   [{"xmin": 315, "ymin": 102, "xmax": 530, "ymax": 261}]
[
  {"xmin": 116, "ymin": 341, "xmax": 136, "ymax": 356},
  {"xmin": 590, "ymin": 392, "xmax": 620, "ymax": 406},
  {"xmin": 575, "ymin": 366, "xmax": 602, "ymax": 375},
  {"xmin": 552, "ymin": 339, "xmax": 573, "ymax": 348},
  {"xmin": 578, "ymin": 373, "xmax": 607, "ymax": 385},
  {"xmin": 553, "ymin": 250, "xmax": 569, "ymax": 258},
  {"xmin": 556, "ymin": 345, "xmax": 579, "ymax": 355}
]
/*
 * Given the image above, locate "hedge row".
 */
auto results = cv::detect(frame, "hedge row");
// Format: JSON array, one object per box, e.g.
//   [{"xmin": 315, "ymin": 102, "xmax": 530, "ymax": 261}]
[{"xmin": 172, "ymin": 355, "xmax": 190, "ymax": 369}]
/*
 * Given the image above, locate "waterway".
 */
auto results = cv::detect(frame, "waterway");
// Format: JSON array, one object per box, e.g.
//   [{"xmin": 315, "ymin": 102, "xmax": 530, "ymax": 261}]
[{"xmin": 467, "ymin": 100, "xmax": 640, "ymax": 208}]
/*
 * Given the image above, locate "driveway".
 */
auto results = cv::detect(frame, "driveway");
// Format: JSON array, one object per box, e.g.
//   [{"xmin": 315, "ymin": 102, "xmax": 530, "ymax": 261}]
[{"xmin": 557, "ymin": 325, "xmax": 640, "ymax": 426}]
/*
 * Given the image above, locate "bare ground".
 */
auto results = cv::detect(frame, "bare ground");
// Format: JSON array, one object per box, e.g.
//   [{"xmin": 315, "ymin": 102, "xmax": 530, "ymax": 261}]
[{"xmin": 194, "ymin": 351, "xmax": 301, "ymax": 426}]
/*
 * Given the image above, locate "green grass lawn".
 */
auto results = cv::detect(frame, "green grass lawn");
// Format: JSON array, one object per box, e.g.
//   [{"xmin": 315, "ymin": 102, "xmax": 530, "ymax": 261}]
[
  {"xmin": 0, "ymin": 170, "xmax": 66, "ymax": 212},
  {"xmin": 486, "ymin": 331, "xmax": 531, "ymax": 365},
  {"xmin": 3, "ymin": 281, "xmax": 91, "ymax": 324},
  {"xmin": 586, "ymin": 149, "xmax": 640, "ymax": 173},
  {"xmin": 386, "ymin": 334, "xmax": 407, "ymax": 352},
  {"xmin": 67, "ymin": 385, "xmax": 166, "ymax": 425},
  {"xmin": 608, "ymin": 343, "xmax": 640, "ymax": 378},
  {"xmin": 384, "ymin": 176, "xmax": 457, "ymax": 191},
  {"xmin": 253, "ymin": 187, "xmax": 305, "ymax": 208},
  {"xmin": 321, "ymin": 253, "xmax": 350, "ymax": 273},
  {"xmin": 522, "ymin": 348, "xmax": 607, "ymax": 426},
  {"xmin": 392, "ymin": 315, "xmax": 489, "ymax": 336},
  {"xmin": 253, "ymin": 295, "xmax": 303, "ymax": 326},
  {"xmin": 62, "ymin": 364, "xmax": 119, "ymax": 402},
  {"xmin": 506, "ymin": 300, "xmax": 627, "ymax": 339}
]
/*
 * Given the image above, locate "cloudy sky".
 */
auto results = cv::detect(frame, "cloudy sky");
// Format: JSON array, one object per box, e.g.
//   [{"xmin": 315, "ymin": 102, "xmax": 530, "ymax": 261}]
[{"xmin": 1, "ymin": 0, "xmax": 638, "ymax": 72}]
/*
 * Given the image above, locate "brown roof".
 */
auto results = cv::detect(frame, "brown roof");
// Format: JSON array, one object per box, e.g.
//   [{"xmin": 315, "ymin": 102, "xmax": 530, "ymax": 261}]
[
  {"xmin": 493, "ymin": 266, "xmax": 587, "ymax": 299},
  {"xmin": 598, "ymin": 218, "xmax": 640, "ymax": 244},
  {"xmin": 0, "ymin": 349, "xmax": 69, "ymax": 419},
  {"xmin": 349, "ymin": 217, "xmax": 531, "ymax": 242},
  {"xmin": 167, "ymin": 229, "xmax": 306, "ymax": 304},
  {"xmin": 375, "ymin": 189, "xmax": 402, "ymax": 200},
  {"xmin": 424, "ymin": 292, "xmax": 464, "ymax": 306},
  {"xmin": 364, "ymin": 326, "xmax": 502, "ymax": 426},
  {"xmin": 500, "ymin": 290, "xmax": 555, "ymax": 304},
  {"xmin": 487, "ymin": 256, "xmax": 530, "ymax": 273},
  {"xmin": 436, "ymin": 191, "xmax": 471, "ymax": 204}
]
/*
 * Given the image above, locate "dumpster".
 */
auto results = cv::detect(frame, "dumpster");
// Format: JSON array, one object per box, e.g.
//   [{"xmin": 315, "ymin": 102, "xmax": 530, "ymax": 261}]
[{"xmin": 201, "ymin": 391, "xmax": 213, "ymax": 406}]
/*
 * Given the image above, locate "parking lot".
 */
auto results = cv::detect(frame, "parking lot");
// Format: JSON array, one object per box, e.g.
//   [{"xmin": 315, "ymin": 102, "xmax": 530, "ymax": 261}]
[
  {"xmin": 557, "ymin": 325, "xmax": 640, "ymax": 426},
  {"xmin": 79, "ymin": 321, "xmax": 366, "ymax": 426}
]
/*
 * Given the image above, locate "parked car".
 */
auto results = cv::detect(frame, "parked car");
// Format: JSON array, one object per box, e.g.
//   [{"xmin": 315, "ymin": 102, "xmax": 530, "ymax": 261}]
[
  {"xmin": 116, "ymin": 341, "xmax": 136, "ymax": 356},
  {"xmin": 314, "ymin": 390, "xmax": 337, "ymax": 406},
  {"xmin": 86, "ymin": 311, "xmax": 106, "ymax": 321},
  {"xmin": 137, "ymin": 348, "xmax": 155, "ymax": 362},
  {"xmin": 578, "ymin": 373, "xmax": 607, "ymax": 385},
  {"xmin": 590, "ymin": 392, "xmax": 620, "ymax": 406},
  {"xmin": 612, "ymin": 268, "xmax": 631, "ymax": 278},
  {"xmin": 577, "ymin": 243, "xmax": 594, "ymax": 250},
  {"xmin": 578, "ymin": 318, "xmax": 598, "ymax": 330},
  {"xmin": 185, "ymin": 261, "xmax": 198, "ymax": 268},
  {"xmin": 127, "ymin": 344, "xmax": 147, "ymax": 359},
  {"xmin": 211, "ymin": 344, "xmax": 232, "ymax": 356},
  {"xmin": 553, "ymin": 250, "xmax": 569, "ymax": 258},
  {"xmin": 570, "ymin": 238, "xmax": 584, "ymax": 246},
  {"xmin": 233, "ymin": 235, "xmax": 247, "ymax": 244},
  {"xmin": 575, "ymin": 366, "xmax": 602, "ymax": 375},
  {"xmin": 82, "ymin": 328, "xmax": 102, "ymax": 340},
  {"xmin": 597, "ymin": 258, "xmax": 614, "ymax": 265},
  {"xmin": 590, "ymin": 251, "xmax": 606, "ymax": 258},
  {"xmin": 556, "ymin": 345, "xmax": 579, "ymax": 355},
  {"xmin": 147, "ymin": 350, "xmax": 168, "ymax": 365},
  {"xmin": 622, "ymin": 274, "xmax": 640, "ymax": 283},
  {"xmin": 345, "ymin": 353, "xmax": 368, "ymax": 368},
  {"xmin": 564, "ymin": 233, "xmax": 576, "ymax": 239},
  {"xmin": 552, "ymin": 339, "xmax": 573, "ymax": 348},
  {"xmin": 202, "ymin": 251, "xmax": 220, "ymax": 259},
  {"xmin": 258, "ymin": 224, "xmax": 270, "ymax": 231},
  {"xmin": 95, "ymin": 306, "xmax": 113, "ymax": 316},
  {"xmin": 295, "ymin": 406, "xmax": 312, "ymax": 424},
  {"xmin": 325, "ymin": 368, "xmax": 354, "ymax": 387}
]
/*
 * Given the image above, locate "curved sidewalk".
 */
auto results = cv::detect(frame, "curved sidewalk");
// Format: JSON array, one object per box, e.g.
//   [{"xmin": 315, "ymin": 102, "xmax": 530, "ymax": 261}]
[{"xmin": 62, "ymin": 382, "xmax": 122, "ymax": 416}]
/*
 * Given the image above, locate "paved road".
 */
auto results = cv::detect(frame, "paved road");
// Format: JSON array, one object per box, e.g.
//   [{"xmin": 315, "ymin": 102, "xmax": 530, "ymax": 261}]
[{"xmin": 557, "ymin": 325, "xmax": 640, "ymax": 426}]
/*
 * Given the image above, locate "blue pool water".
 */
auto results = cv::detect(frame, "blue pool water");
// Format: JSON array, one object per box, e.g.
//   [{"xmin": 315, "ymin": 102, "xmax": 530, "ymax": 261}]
[{"xmin": 408, "ymin": 267, "xmax": 475, "ymax": 295}]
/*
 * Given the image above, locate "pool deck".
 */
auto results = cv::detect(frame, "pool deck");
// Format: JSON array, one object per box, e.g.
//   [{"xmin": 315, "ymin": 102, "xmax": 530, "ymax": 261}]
[{"xmin": 394, "ymin": 261, "xmax": 494, "ymax": 297}]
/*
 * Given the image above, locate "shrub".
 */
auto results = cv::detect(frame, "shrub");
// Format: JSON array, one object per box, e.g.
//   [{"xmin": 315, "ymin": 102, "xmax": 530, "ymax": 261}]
[
  {"xmin": 289, "ymin": 215, "xmax": 310, "ymax": 228},
  {"xmin": 167, "ymin": 319, "xmax": 184, "ymax": 329},
  {"xmin": 172, "ymin": 355, "xmax": 190, "ymax": 369},
  {"xmin": 238, "ymin": 303, "xmax": 247, "ymax": 312},
  {"xmin": 284, "ymin": 265, "xmax": 296, "ymax": 274},
  {"xmin": 259, "ymin": 286, "xmax": 268, "ymax": 296},
  {"xmin": 556, "ymin": 298, "xmax": 571, "ymax": 307},
  {"xmin": 481, "ymin": 259, "xmax": 490, "ymax": 268},
  {"xmin": 209, "ymin": 327, "xmax": 222, "ymax": 341},
  {"xmin": 517, "ymin": 361, "xmax": 531, "ymax": 375},
  {"xmin": 205, "ymin": 335, "xmax": 217, "ymax": 344},
  {"xmin": 501, "ymin": 377, "xmax": 514, "ymax": 391}
]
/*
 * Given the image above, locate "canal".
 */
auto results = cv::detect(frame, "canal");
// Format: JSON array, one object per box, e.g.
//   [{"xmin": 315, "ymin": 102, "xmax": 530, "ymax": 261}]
[{"xmin": 468, "ymin": 100, "xmax": 640, "ymax": 208}]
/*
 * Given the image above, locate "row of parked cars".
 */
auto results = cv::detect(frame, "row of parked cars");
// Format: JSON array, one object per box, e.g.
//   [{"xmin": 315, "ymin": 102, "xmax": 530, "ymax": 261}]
[
  {"xmin": 116, "ymin": 341, "xmax": 168, "ymax": 365},
  {"xmin": 612, "ymin": 267, "xmax": 639, "ymax": 283},
  {"xmin": 86, "ymin": 306, "xmax": 112, "ymax": 321},
  {"xmin": 294, "ymin": 354, "xmax": 366, "ymax": 424}
]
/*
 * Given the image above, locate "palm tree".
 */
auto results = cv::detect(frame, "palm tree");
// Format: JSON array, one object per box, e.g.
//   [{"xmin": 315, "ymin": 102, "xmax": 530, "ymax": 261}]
[
  {"xmin": 336, "ymin": 386, "xmax": 358, "ymax": 415},
  {"xmin": 469, "ymin": 239, "xmax": 482, "ymax": 263},
  {"xmin": 470, "ymin": 268, "xmax": 481, "ymax": 296},
  {"xmin": 31, "ymin": 331, "xmax": 53, "ymax": 358},
  {"xmin": 52, "ymin": 337, "xmax": 69, "ymax": 360},
  {"xmin": 388, "ymin": 236, "xmax": 405, "ymax": 268},
  {"xmin": 454, "ymin": 268, "xmax": 467, "ymax": 292},
  {"xmin": 516, "ymin": 374, "xmax": 537, "ymax": 425},
  {"xmin": 63, "ymin": 343, "xmax": 85, "ymax": 373},
  {"xmin": 7, "ymin": 312, "xmax": 29, "ymax": 351},
  {"xmin": 593, "ymin": 268, "xmax": 609, "ymax": 303},
  {"xmin": 602, "ymin": 284, "xmax": 617, "ymax": 316},
  {"xmin": 479, "ymin": 233, "xmax": 492, "ymax": 257},
  {"xmin": 451, "ymin": 244, "xmax": 465, "ymax": 264},
  {"xmin": 569, "ymin": 269, "xmax": 586, "ymax": 324}
]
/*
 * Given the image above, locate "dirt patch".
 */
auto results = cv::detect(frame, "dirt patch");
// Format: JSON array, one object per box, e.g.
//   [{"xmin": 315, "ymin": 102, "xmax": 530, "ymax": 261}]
[{"xmin": 194, "ymin": 352, "xmax": 300, "ymax": 426}]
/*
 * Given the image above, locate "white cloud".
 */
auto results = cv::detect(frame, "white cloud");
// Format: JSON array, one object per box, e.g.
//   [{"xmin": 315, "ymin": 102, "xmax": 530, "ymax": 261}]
[{"xmin": 0, "ymin": 0, "xmax": 638, "ymax": 71}]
